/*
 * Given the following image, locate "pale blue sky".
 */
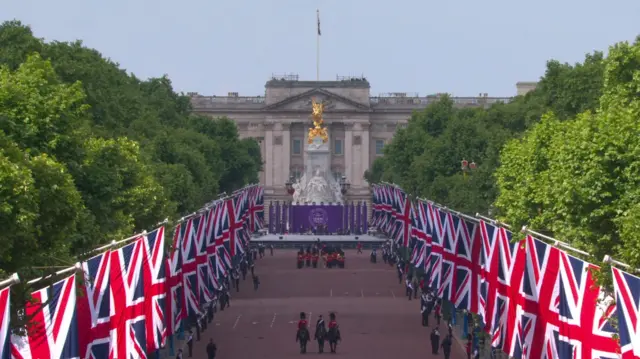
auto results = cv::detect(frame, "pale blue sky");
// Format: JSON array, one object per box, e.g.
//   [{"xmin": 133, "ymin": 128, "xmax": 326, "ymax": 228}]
[{"xmin": 3, "ymin": 0, "xmax": 639, "ymax": 97}]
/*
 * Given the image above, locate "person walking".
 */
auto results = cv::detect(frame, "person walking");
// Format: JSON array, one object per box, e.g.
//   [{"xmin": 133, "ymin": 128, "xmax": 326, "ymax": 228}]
[
  {"xmin": 186, "ymin": 331, "xmax": 194, "ymax": 357},
  {"xmin": 206, "ymin": 338, "xmax": 217, "ymax": 359},
  {"xmin": 441, "ymin": 335, "xmax": 452, "ymax": 359}
]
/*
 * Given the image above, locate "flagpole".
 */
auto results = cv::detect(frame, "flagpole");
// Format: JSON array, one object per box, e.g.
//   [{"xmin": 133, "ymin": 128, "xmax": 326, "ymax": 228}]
[{"xmin": 316, "ymin": 9, "xmax": 320, "ymax": 81}]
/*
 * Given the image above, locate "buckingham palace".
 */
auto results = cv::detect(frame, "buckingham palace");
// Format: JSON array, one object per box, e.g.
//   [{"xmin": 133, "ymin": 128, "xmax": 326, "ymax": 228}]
[{"xmin": 189, "ymin": 74, "xmax": 536, "ymax": 206}]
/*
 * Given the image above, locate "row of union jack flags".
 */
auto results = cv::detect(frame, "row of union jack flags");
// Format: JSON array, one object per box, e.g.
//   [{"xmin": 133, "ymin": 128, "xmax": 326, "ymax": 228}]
[
  {"xmin": 371, "ymin": 183, "xmax": 640, "ymax": 359},
  {"xmin": 0, "ymin": 185, "xmax": 265, "ymax": 359}
]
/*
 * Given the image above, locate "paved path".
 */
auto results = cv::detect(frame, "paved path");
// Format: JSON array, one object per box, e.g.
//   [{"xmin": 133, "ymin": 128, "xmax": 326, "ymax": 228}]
[{"xmin": 189, "ymin": 249, "xmax": 467, "ymax": 359}]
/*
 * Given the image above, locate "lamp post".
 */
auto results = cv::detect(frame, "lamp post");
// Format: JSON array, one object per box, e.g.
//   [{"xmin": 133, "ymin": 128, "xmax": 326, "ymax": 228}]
[
  {"xmin": 285, "ymin": 176, "xmax": 295, "ymax": 195},
  {"xmin": 461, "ymin": 159, "xmax": 477, "ymax": 178},
  {"xmin": 339, "ymin": 176, "xmax": 351, "ymax": 195}
]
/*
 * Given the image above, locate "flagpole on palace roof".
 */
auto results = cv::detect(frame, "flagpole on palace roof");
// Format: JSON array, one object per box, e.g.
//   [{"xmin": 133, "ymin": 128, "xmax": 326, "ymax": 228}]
[{"xmin": 316, "ymin": 9, "xmax": 321, "ymax": 81}]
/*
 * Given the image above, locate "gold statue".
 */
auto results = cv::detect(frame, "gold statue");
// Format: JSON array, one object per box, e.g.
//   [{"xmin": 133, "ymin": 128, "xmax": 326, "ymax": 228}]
[{"xmin": 308, "ymin": 97, "xmax": 329, "ymax": 143}]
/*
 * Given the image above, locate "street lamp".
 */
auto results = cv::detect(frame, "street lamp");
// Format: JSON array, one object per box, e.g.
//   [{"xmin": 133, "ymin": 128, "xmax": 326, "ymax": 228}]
[
  {"xmin": 285, "ymin": 176, "xmax": 295, "ymax": 195},
  {"xmin": 339, "ymin": 176, "xmax": 351, "ymax": 195},
  {"xmin": 461, "ymin": 159, "xmax": 477, "ymax": 178}
]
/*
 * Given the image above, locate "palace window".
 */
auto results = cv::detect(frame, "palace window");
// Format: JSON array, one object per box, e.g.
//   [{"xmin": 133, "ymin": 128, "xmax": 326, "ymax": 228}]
[
  {"xmin": 375, "ymin": 139, "xmax": 385, "ymax": 155},
  {"xmin": 292, "ymin": 139, "xmax": 302, "ymax": 155},
  {"xmin": 291, "ymin": 168, "xmax": 302, "ymax": 180},
  {"xmin": 332, "ymin": 170, "xmax": 343, "ymax": 181},
  {"xmin": 334, "ymin": 139, "xmax": 343, "ymax": 155}
]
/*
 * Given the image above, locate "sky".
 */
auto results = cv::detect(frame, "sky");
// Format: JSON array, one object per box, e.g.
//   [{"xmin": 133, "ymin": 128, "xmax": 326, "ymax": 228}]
[{"xmin": 3, "ymin": 0, "xmax": 639, "ymax": 98}]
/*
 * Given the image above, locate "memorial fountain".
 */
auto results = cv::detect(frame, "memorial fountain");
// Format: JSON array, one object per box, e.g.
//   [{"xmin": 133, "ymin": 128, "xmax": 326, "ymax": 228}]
[{"xmin": 291, "ymin": 98, "xmax": 344, "ymax": 204}]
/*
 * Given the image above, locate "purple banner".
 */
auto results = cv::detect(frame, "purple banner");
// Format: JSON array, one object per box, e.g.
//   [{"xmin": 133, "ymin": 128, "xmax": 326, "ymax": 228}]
[
  {"xmin": 269, "ymin": 202, "xmax": 276, "ymax": 234},
  {"xmin": 275, "ymin": 201, "xmax": 281, "ymax": 234},
  {"xmin": 363, "ymin": 201, "xmax": 368, "ymax": 233},
  {"xmin": 291, "ymin": 205, "xmax": 345, "ymax": 233},
  {"xmin": 350, "ymin": 202, "xmax": 356, "ymax": 233},
  {"xmin": 356, "ymin": 201, "xmax": 361, "ymax": 232}
]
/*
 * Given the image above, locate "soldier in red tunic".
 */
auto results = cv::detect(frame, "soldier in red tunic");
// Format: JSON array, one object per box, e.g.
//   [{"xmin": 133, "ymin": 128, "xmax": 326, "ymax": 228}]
[
  {"xmin": 311, "ymin": 251, "xmax": 319, "ymax": 268},
  {"xmin": 297, "ymin": 251, "xmax": 304, "ymax": 269},
  {"xmin": 296, "ymin": 312, "xmax": 310, "ymax": 353},
  {"xmin": 327, "ymin": 312, "xmax": 341, "ymax": 353}
]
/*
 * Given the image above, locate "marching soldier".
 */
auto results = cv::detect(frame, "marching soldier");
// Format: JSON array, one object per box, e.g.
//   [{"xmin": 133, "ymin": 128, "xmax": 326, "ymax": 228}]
[{"xmin": 312, "ymin": 251, "xmax": 319, "ymax": 268}]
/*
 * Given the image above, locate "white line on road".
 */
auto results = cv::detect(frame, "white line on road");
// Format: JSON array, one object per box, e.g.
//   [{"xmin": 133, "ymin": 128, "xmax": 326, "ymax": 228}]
[
  {"xmin": 232, "ymin": 314, "xmax": 242, "ymax": 330},
  {"xmin": 308, "ymin": 312, "xmax": 313, "ymax": 325},
  {"xmin": 361, "ymin": 289, "xmax": 364, "ymax": 298},
  {"xmin": 390, "ymin": 289, "xmax": 396, "ymax": 298},
  {"xmin": 270, "ymin": 313, "xmax": 277, "ymax": 328},
  {"xmin": 330, "ymin": 289, "xmax": 333, "ymax": 297}
]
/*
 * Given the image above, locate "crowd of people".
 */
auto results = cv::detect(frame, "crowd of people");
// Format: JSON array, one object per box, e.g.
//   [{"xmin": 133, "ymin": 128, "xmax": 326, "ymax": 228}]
[
  {"xmin": 372, "ymin": 241, "xmax": 477, "ymax": 359},
  {"xmin": 296, "ymin": 312, "xmax": 342, "ymax": 354},
  {"xmin": 296, "ymin": 243, "xmax": 346, "ymax": 269},
  {"xmin": 178, "ymin": 244, "xmax": 269, "ymax": 359}
]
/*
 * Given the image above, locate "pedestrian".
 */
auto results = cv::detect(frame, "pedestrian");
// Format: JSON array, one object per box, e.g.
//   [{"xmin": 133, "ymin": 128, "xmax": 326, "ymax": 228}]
[
  {"xmin": 206, "ymin": 338, "xmax": 217, "ymax": 359},
  {"xmin": 269, "ymin": 244, "xmax": 274, "ymax": 256},
  {"xmin": 250, "ymin": 262, "xmax": 255, "ymax": 276},
  {"xmin": 234, "ymin": 271, "xmax": 240, "ymax": 292},
  {"xmin": 253, "ymin": 274, "xmax": 260, "ymax": 290},
  {"xmin": 430, "ymin": 328, "xmax": 440, "ymax": 354},
  {"xmin": 175, "ymin": 348, "xmax": 183, "ymax": 359},
  {"xmin": 187, "ymin": 330, "xmax": 194, "ymax": 357},
  {"xmin": 434, "ymin": 301, "xmax": 442, "ymax": 325},
  {"xmin": 441, "ymin": 335, "xmax": 452, "ymax": 359},
  {"xmin": 421, "ymin": 304, "xmax": 429, "ymax": 326}
]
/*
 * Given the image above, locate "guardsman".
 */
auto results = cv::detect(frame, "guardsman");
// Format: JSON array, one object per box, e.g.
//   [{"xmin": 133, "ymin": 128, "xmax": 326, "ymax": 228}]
[
  {"xmin": 356, "ymin": 241, "xmax": 363, "ymax": 254},
  {"xmin": 305, "ymin": 249, "xmax": 312, "ymax": 267},
  {"xmin": 430, "ymin": 328, "xmax": 440, "ymax": 355},
  {"xmin": 312, "ymin": 251, "xmax": 319, "ymax": 268},
  {"xmin": 337, "ymin": 252, "xmax": 345, "ymax": 268},
  {"xmin": 297, "ymin": 251, "xmax": 304, "ymax": 269}
]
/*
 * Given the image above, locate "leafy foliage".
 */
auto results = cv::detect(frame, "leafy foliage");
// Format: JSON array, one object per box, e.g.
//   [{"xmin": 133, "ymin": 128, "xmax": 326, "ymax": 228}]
[
  {"xmin": 495, "ymin": 37, "xmax": 640, "ymax": 268},
  {"xmin": 0, "ymin": 21, "xmax": 262, "ymax": 284},
  {"xmin": 368, "ymin": 47, "xmax": 606, "ymax": 218}
]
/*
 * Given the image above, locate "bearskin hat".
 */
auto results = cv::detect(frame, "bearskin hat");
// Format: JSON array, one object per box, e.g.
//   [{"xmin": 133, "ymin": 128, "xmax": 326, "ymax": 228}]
[{"xmin": 300, "ymin": 312, "xmax": 306, "ymax": 319}]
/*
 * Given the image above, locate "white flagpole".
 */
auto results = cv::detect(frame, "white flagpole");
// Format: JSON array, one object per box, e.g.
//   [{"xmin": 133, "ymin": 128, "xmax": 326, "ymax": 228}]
[{"xmin": 316, "ymin": 9, "xmax": 320, "ymax": 81}]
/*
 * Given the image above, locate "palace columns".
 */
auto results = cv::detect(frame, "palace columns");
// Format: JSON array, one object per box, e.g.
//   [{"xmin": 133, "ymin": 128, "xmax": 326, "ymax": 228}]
[
  {"xmin": 264, "ymin": 122, "xmax": 274, "ymax": 187},
  {"xmin": 344, "ymin": 123, "xmax": 354, "ymax": 184},
  {"xmin": 344, "ymin": 122, "xmax": 370, "ymax": 188},
  {"xmin": 264, "ymin": 121, "xmax": 291, "ymax": 189},
  {"xmin": 280, "ymin": 123, "xmax": 291, "ymax": 186},
  {"xmin": 359, "ymin": 122, "xmax": 370, "ymax": 186}
]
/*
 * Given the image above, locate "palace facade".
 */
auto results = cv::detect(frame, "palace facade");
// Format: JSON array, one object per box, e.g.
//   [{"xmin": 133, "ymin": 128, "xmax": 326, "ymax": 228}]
[{"xmin": 189, "ymin": 75, "xmax": 536, "ymax": 203}]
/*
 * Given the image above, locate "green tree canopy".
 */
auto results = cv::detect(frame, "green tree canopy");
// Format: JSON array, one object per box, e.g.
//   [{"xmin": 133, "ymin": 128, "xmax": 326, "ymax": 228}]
[
  {"xmin": 368, "ymin": 47, "xmax": 606, "ymax": 216},
  {"xmin": 495, "ymin": 37, "xmax": 640, "ymax": 268},
  {"xmin": 0, "ymin": 20, "xmax": 262, "ymax": 283}
]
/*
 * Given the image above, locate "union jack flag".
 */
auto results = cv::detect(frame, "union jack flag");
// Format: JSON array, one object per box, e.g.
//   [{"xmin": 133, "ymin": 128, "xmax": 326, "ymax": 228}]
[
  {"xmin": 19, "ymin": 275, "xmax": 79, "ymax": 359},
  {"xmin": 249, "ymin": 186, "xmax": 265, "ymax": 232},
  {"xmin": 371, "ymin": 185, "xmax": 381, "ymax": 227},
  {"xmin": 381, "ymin": 186, "xmax": 393, "ymax": 234},
  {"xmin": 611, "ymin": 267, "xmax": 640, "ymax": 359},
  {"xmin": 226, "ymin": 196, "xmax": 245, "ymax": 257},
  {"xmin": 204, "ymin": 205, "xmax": 222, "ymax": 292},
  {"xmin": 180, "ymin": 217, "xmax": 200, "ymax": 316},
  {"xmin": 556, "ymin": 252, "xmax": 619, "ymax": 359},
  {"xmin": 435, "ymin": 211, "xmax": 459, "ymax": 300},
  {"xmin": 195, "ymin": 212, "xmax": 214, "ymax": 304},
  {"xmin": 392, "ymin": 187, "xmax": 412, "ymax": 248},
  {"xmin": 141, "ymin": 227, "xmax": 166, "ymax": 351},
  {"xmin": 452, "ymin": 216, "xmax": 483, "ymax": 314},
  {"xmin": 508, "ymin": 235, "xmax": 561, "ymax": 359},
  {"xmin": 1, "ymin": 287, "xmax": 9, "ymax": 359},
  {"xmin": 110, "ymin": 238, "xmax": 147, "ymax": 359},
  {"xmin": 477, "ymin": 220, "xmax": 526, "ymax": 355},
  {"xmin": 165, "ymin": 227, "xmax": 184, "ymax": 335},
  {"xmin": 409, "ymin": 201, "xmax": 429, "ymax": 268},
  {"xmin": 78, "ymin": 251, "xmax": 112, "ymax": 359},
  {"xmin": 425, "ymin": 203, "xmax": 445, "ymax": 292},
  {"xmin": 214, "ymin": 203, "xmax": 233, "ymax": 271}
]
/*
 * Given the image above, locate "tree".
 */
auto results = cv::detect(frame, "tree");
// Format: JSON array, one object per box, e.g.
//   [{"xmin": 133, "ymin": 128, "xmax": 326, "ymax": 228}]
[
  {"xmin": 367, "ymin": 47, "xmax": 606, "ymax": 216},
  {"xmin": 0, "ymin": 20, "xmax": 263, "ymax": 280},
  {"xmin": 494, "ymin": 37, "xmax": 640, "ymax": 268}
]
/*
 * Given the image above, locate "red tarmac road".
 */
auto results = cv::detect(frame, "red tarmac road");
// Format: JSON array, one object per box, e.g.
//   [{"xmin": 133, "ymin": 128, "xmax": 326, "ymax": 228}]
[{"xmin": 193, "ymin": 249, "xmax": 466, "ymax": 359}]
